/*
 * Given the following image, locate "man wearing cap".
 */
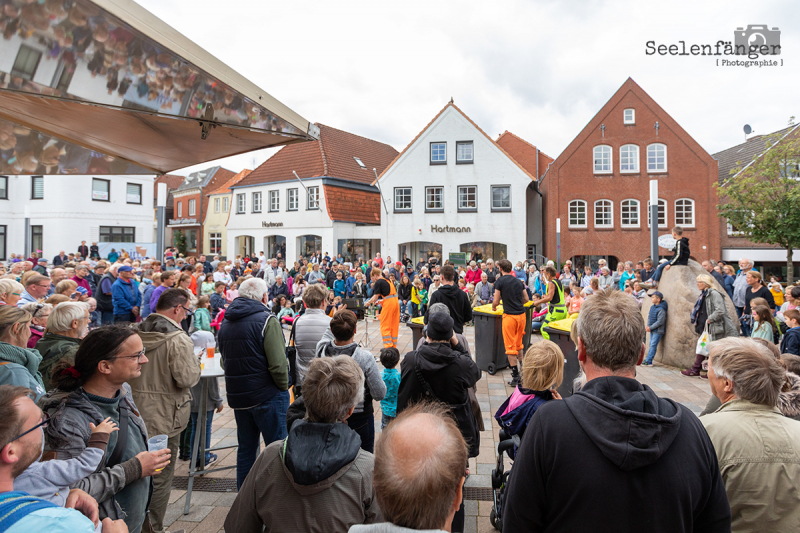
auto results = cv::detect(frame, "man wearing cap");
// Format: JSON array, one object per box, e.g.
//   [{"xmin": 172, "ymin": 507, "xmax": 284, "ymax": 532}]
[
  {"xmin": 111, "ymin": 265, "xmax": 141, "ymax": 323},
  {"xmin": 643, "ymin": 291, "xmax": 668, "ymax": 366},
  {"xmin": 345, "ymin": 267, "xmax": 357, "ymax": 298},
  {"xmin": 32, "ymin": 259, "xmax": 48, "ymax": 276},
  {"xmin": 397, "ymin": 311, "xmax": 481, "ymax": 532}
]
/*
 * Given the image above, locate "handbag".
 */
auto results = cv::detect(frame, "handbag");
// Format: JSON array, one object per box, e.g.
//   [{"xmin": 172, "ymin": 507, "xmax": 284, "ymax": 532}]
[
  {"xmin": 696, "ymin": 324, "xmax": 710, "ymax": 356},
  {"xmin": 286, "ymin": 320, "xmax": 298, "ymax": 387}
]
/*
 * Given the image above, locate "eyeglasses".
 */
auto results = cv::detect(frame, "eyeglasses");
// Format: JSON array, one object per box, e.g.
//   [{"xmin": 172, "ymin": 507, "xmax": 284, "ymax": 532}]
[
  {"xmin": 114, "ymin": 348, "xmax": 146, "ymax": 363},
  {"xmin": 10, "ymin": 411, "xmax": 49, "ymax": 443},
  {"xmin": 176, "ymin": 304, "xmax": 193, "ymax": 317}
]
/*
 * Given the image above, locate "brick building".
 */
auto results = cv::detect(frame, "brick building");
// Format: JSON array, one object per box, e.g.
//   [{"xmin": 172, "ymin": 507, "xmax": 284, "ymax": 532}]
[{"xmin": 541, "ymin": 78, "xmax": 721, "ymax": 270}]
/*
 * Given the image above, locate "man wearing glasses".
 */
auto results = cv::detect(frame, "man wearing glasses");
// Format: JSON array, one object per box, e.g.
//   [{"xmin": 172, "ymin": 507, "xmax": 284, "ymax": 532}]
[
  {"xmin": 16, "ymin": 274, "xmax": 51, "ymax": 308},
  {"xmin": 0, "ymin": 385, "xmax": 128, "ymax": 532},
  {"xmin": 132, "ymin": 289, "xmax": 200, "ymax": 533}
]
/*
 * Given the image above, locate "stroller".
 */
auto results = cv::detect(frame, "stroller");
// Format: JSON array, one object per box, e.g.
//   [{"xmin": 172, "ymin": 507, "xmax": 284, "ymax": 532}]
[{"xmin": 490, "ymin": 388, "xmax": 553, "ymax": 531}]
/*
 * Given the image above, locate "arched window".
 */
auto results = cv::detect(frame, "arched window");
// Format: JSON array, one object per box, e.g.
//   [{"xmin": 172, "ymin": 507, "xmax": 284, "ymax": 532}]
[
  {"xmin": 647, "ymin": 199, "xmax": 667, "ymax": 228},
  {"xmin": 647, "ymin": 143, "xmax": 667, "ymax": 172},
  {"xmin": 594, "ymin": 199, "xmax": 613, "ymax": 228},
  {"xmin": 568, "ymin": 200, "xmax": 587, "ymax": 228},
  {"xmin": 621, "ymin": 199, "xmax": 640, "ymax": 227},
  {"xmin": 593, "ymin": 145, "xmax": 612, "ymax": 174},
  {"xmin": 675, "ymin": 198, "xmax": 695, "ymax": 227},
  {"xmin": 620, "ymin": 144, "xmax": 639, "ymax": 173}
]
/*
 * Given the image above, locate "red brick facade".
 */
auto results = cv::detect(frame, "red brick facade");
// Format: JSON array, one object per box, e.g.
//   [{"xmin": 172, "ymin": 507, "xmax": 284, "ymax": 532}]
[{"xmin": 542, "ymin": 78, "xmax": 721, "ymax": 266}]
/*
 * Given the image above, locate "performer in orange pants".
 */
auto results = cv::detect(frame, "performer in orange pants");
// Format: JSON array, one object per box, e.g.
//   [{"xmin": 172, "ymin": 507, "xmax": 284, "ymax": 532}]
[{"xmin": 365, "ymin": 267, "xmax": 399, "ymax": 348}]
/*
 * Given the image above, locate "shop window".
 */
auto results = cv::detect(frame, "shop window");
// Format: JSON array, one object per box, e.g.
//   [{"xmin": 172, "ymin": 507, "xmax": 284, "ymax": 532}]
[{"xmin": 11, "ymin": 45, "xmax": 41, "ymax": 80}]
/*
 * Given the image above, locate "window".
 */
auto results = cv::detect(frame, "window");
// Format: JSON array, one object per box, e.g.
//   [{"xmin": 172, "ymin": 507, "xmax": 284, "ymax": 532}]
[
  {"xmin": 491, "ymin": 185, "xmax": 511, "ymax": 211},
  {"xmin": 0, "ymin": 225, "xmax": 6, "ymax": 260},
  {"xmin": 620, "ymin": 145, "xmax": 639, "ymax": 173},
  {"xmin": 269, "ymin": 190, "xmax": 279, "ymax": 212},
  {"xmin": 624, "ymin": 108, "xmax": 635, "ymax": 124},
  {"xmin": 188, "ymin": 199, "xmax": 196, "ymax": 216},
  {"xmin": 186, "ymin": 229, "xmax": 198, "ymax": 251},
  {"xmin": 0, "ymin": 176, "xmax": 6, "ymax": 200},
  {"xmin": 31, "ymin": 225, "xmax": 43, "ymax": 253},
  {"xmin": 675, "ymin": 199, "xmax": 695, "ymax": 227},
  {"xmin": 11, "ymin": 45, "xmax": 41, "ymax": 80},
  {"xmin": 209, "ymin": 232, "xmax": 221, "ymax": 254},
  {"xmin": 177, "ymin": 201, "xmax": 182, "ymax": 217},
  {"xmin": 353, "ymin": 157, "xmax": 366, "ymax": 169},
  {"xmin": 568, "ymin": 200, "xmax": 587, "ymax": 227},
  {"xmin": 100, "ymin": 226, "xmax": 135, "ymax": 243},
  {"xmin": 647, "ymin": 143, "xmax": 667, "ymax": 172},
  {"xmin": 223, "ymin": 197, "xmax": 229, "ymax": 212},
  {"xmin": 394, "ymin": 187, "xmax": 412, "ymax": 212},
  {"xmin": 307, "ymin": 186, "xmax": 319, "ymax": 209},
  {"xmin": 214, "ymin": 198, "xmax": 220, "ymax": 213},
  {"xmin": 126, "ymin": 183, "xmax": 141, "ymax": 204},
  {"xmin": 647, "ymin": 199, "xmax": 667, "ymax": 228},
  {"xmin": 288, "ymin": 188, "xmax": 298, "ymax": 211},
  {"xmin": 91, "ymin": 178, "xmax": 109, "ymax": 201},
  {"xmin": 31, "ymin": 176, "xmax": 43, "ymax": 199},
  {"xmin": 593, "ymin": 145, "xmax": 612, "ymax": 174},
  {"xmin": 456, "ymin": 141, "xmax": 474, "ymax": 164},
  {"xmin": 252, "ymin": 192, "xmax": 262, "ymax": 213},
  {"xmin": 779, "ymin": 159, "xmax": 800, "ymax": 179},
  {"xmin": 727, "ymin": 221, "xmax": 746, "ymax": 236},
  {"xmin": 430, "ymin": 142, "xmax": 446, "ymax": 164},
  {"xmin": 425, "ymin": 186, "xmax": 444, "ymax": 211},
  {"xmin": 458, "ymin": 186, "xmax": 477, "ymax": 211},
  {"xmin": 621, "ymin": 199, "xmax": 640, "ymax": 227},
  {"xmin": 594, "ymin": 200, "xmax": 613, "ymax": 227},
  {"xmin": 237, "ymin": 193, "xmax": 245, "ymax": 214}
]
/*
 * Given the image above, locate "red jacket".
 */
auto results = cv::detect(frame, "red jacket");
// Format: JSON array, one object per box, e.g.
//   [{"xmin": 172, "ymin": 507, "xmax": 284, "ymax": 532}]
[{"xmin": 465, "ymin": 268, "xmax": 481, "ymax": 285}]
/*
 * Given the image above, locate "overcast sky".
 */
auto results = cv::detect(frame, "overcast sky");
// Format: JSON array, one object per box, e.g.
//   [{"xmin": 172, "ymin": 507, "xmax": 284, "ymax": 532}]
[{"xmin": 137, "ymin": 0, "xmax": 799, "ymax": 176}]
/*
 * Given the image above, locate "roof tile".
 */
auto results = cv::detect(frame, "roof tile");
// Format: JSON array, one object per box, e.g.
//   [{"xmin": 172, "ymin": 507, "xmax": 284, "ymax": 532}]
[
  {"xmin": 207, "ymin": 169, "xmax": 252, "ymax": 195},
  {"xmin": 713, "ymin": 124, "xmax": 800, "ymax": 182},
  {"xmin": 496, "ymin": 131, "xmax": 553, "ymax": 180}
]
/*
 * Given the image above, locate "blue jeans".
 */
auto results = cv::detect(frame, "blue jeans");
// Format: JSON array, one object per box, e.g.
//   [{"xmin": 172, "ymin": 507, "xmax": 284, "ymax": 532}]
[
  {"xmin": 651, "ymin": 262, "xmax": 669, "ymax": 283},
  {"xmin": 346, "ymin": 410, "xmax": 375, "ymax": 453},
  {"xmin": 190, "ymin": 410, "xmax": 214, "ymax": 462},
  {"xmin": 532, "ymin": 320, "xmax": 544, "ymax": 333},
  {"xmin": 114, "ymin": 312, "xmax": 135, "ymax": 323},
  {"xmin": 234, "ymin": 391, "xmax": 290, "ymax": 488},
  {"xmin": 381, "ymin": 413, "xmax": 394, "ymax": 430},
  {"xmin": 645, "ymin": 332, "xmax": 663, "ymax": 364},
  {"xmin": 100, "ymin": 310, "xmax": 115, "ymax": 325}
]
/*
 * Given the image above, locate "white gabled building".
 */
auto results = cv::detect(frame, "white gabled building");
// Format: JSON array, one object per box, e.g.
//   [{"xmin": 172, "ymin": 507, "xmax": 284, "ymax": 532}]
[{"xmin": 376, "ymin": 102, "xmax": 552, "ymax": 265}]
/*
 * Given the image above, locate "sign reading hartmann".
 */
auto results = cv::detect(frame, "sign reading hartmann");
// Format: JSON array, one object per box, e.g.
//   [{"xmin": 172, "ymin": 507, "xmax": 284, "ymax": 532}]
[{"xmin": 431, "ymin": 225, "xmax": 471, "ymax": 233}]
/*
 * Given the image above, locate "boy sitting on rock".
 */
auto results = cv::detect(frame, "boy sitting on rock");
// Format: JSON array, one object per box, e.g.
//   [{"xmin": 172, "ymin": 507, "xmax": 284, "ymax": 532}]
[{"xmin": 643, "ymin": 226, "xmax": 690, "ymax": 289}]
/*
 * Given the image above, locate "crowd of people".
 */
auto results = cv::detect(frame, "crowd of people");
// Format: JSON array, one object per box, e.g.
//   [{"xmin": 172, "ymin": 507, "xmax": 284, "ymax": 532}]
[{"xmin": 1, "ymin": 236, "xmax": 800, "ymax": 533}]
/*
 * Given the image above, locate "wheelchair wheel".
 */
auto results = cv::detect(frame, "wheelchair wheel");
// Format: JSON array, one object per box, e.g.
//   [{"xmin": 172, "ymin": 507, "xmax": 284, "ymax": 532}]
[
  {"xmin": 490, "ymin": 508, "xmax": 501, "ymax": 531},
  {"xmin": 487, "ymin": 363, "xmax": 496, "ymax": 375}
]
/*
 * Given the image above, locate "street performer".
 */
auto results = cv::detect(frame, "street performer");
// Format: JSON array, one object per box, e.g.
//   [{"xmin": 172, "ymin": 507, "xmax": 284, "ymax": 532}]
[
  {"xmin": 493, "ymin": 259, "xmax": 530, "ymax": 387},
  {"xmin": 365, "ymin": 267, "xmax": 399, "ymax": 348},
  {"xmin": 531, "ymin": 265, "xmax": 568, "ymax": 341}
]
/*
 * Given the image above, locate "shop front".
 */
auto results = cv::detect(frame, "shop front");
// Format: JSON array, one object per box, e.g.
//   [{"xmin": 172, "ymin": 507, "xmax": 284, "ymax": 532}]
[
  {"xmin": 460, "ymin": 241, "xmax": 508, "ymax": 262},
  {"xmin": 338, "ymin": 238, "xmax": 381, "ymax": 263},
  {"xmin": 398, "ymin": 242, "xmax": 443, "ymax": 265},
  {"xmin": 264, "ymin": 235, "xmax": 287, "ymax": 259}
]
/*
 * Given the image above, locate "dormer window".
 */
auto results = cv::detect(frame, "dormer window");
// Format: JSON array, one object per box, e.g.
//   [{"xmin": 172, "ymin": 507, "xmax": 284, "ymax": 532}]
[
  {"xmin": 353, "ymin": 156, "xmax": 366, "ymax": 169},
  {"xmin": 624, "ymin": 108, "xmax": 635, "ymax": 124}
]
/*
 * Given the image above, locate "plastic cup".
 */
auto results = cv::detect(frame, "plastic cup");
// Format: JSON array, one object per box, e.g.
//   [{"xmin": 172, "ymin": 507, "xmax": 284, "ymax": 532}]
[
  {"xmin": 148, "ymin": 434, "xmax": 168, "ymax": 472},
  {"xmin": 206, "ymin": 346, "xmax": 215, "ymax": 358}
]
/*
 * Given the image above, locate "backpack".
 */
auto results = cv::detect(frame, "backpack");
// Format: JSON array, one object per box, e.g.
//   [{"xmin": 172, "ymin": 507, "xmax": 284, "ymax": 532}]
[{"xmin": 0, "ymin": 492, "xmax": 58, "ymax": 530}]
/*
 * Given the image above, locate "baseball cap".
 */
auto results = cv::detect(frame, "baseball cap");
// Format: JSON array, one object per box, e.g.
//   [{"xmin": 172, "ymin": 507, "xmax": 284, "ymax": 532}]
[
  {"xmin": 118, "ymin": 265, "xmax": 133, "ymax": 272},
  {"xmin": 649, "ymin": 291, "xmax": 664, "ymax": 300}
]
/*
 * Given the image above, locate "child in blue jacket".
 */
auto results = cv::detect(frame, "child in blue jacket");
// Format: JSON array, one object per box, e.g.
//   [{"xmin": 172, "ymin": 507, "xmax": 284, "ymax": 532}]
[{"xmin": 333, "ymin": 271, "xmax": 346, "ymax": 298}]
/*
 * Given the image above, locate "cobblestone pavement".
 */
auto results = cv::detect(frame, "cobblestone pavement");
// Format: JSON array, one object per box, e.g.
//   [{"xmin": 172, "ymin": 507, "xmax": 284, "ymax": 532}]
[{"xmin": 166, "ymin": 318, "xmax": 712, "ymax": 532}]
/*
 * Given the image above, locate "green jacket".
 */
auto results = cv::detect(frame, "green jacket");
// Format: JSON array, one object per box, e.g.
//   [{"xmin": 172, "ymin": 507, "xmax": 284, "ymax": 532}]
[
  {"xmin": 35, "ymin": 332, "xmax": 80, "ymax": 391},
  {"xmin": 701, "ymin": 399, "xmax": 800, "ymax": 533}
]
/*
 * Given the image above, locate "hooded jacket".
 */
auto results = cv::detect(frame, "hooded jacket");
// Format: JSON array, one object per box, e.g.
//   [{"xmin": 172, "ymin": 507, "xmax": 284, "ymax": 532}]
[
  {"xmin": 502, "ymin": 376, "xmax": 731, "ymax": 532},
  {"xmin": 705, "ymin": 288, "xmax": 739, "ymax": 341},
  {"xmin": 224, "ymin": 420, "xmax": 379, "ymax": 533},
  {"xmin": 130, "ymin": 314, "xmax": 200, "ymax": 437},
  {"xmin": 647, "ymin": 300, "xmax": 668, "ymax": 334},
  {"xmin": 425, "ymin": 284, "xmax": 473, "ymax": 334},
  {"xmin": 35, "ymin": 333, "xmax": 80, "ymax": 391},
  {"xmin": 669, "ymin": 236, "xmax": 691, "ymax": 266},
  {"xmin": 780, "ymin": 326, "xmax": 800, "ymax": 355}
]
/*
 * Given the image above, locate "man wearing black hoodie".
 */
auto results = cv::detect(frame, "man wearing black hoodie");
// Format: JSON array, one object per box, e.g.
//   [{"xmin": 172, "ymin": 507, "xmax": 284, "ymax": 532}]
[
  {"xmin": 503, "ymin": 289, "xmax": 731, "ymax": 533},
  {"xmin": 424, "ymin": 265, "xmax": 472, "ymax": 334}
]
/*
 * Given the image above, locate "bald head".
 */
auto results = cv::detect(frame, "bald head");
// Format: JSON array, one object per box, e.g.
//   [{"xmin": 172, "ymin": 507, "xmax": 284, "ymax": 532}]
[{"xmin": 374, "ymin": 403, "xmax": 467, "ymax": 531}]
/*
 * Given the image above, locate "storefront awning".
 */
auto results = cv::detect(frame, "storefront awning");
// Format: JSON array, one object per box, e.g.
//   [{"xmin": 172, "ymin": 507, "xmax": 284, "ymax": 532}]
[{"xmin": 0, "ymin": 0, "xmax": 317, "ymax": 175}]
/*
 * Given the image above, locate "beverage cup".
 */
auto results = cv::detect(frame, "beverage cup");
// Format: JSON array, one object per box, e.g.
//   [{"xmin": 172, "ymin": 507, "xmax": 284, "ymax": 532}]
[{"xmin": 148, "ymin": 434, "xmax": 168, "ymax": 471}]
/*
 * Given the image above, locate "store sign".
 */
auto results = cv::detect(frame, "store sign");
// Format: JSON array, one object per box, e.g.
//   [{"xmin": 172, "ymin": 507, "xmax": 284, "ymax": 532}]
[
  {"xmin": 262, "ymin": 221, "xmax": 284, "ymax": 227},
  {"xmin": 431, "ymin": 225, "xmax": 471, "ymax": 233},
  {"xmin": 169, "ymin": 218, "xmax": 198, "ymax": 225}
]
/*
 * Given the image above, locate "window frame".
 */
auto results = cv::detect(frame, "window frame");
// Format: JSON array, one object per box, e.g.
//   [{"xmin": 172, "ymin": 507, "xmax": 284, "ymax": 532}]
[
  {"xmin": 675, "ymin": 198, "xmax": 695, "ymax": 228},
  {"xmin": 594, "ymin": 199, "xmax": 613, "ymax": 228},
  {"xmin": 236, "ymin": 193, "xmax": 246, "ymax": 214},
  {"xmin": 209, "ymin": 232, "xmax": 222, "ymax": 254},
  {"xmin": 394, "ymin": 187, "xmax": 412, "ymax": 213},
  {"xmin": 0, "ymin": 176, "xmax": 6, "ymax": 200},
  {"xmin": 647, "ymin": 143, "xmax": 667, "ymax": 173},
  {"xmin": 126, "ymin": 183, "xmax": 142, "ymax": 205},
  {"xmin": 269, "ymin": 190, "xmax": 279, "ymax": 212},
  {"xmin": 177, "ymin": 201, "xmax": 182, "ymax": 218},
  {"xmin": 30, "ymin": 225, "xmax": 43, "ymax": 252},
  {"xmin": 0, "ymin": 224, "xmax": 5, "ymax": 260},
  {"xmin": 188, "ymin": 198, "xmax": 196, "ymax": 217},
  {"xmin": 457, "ymin": 185, "xmax": 477, "ymax": 211},
  {"xmin": 307, "ymin": 186, "xmax": 319, "ymax": 210},
  {"xmin": 624, "ymin": 108, "xmax": 635, "ymax": 124},
  {"xmin": 568, "ymin": 200, "xmax": 587, "ymax": 228},
  {"xmin": 491, "ymin": 185, "xmax": 512, "ymax": 212},
  {"xmin": 430, "ymin": 142, "xmax": 447, "ymax": 165},
  {"xmin": 91, "ymin": 178, "xmax": 110, "ymax": 202},
  {"xmin": 353, "ymin": 156, "xmax": 366, "ymax": 169},
  {"xmin": 593, "ymin": 145, "xmax": 612, "ymax": 174},
  {"xmin": 287, "ymin": 188, "xmax": 298, "ymax": 211},
  {"xmin": 252, "ymin": 191, "xmax": 262, "ymax": 213},
  {"xmin": 31, "ymin": 176, "xmax": 44, "ymax": 200},
  {"xmin": 223, "ymin": 197, "xmax": 229, "ymax": 213},
  {"xmin": 456, "ymin": 141, "xmax": 474, "ymax": 164},
  {"xmin": 647, "ymin": 199, "xmax": 668, "ymax": 228},
  {"xmin": 425, "ymin": 186, "xmax": 444, "ymax": 212},
  {"xmin": 620, "ymin": 198, "xmax": 640, "ymax": 228},
  {"xmin": 214, "ymin": 197, "xmax": 220, "ymax": 213},
  {"xmin": 99, "ymin": 226, "xmax": 136, "ymax": 243},
  {"xmin": 11, "ymin": 44, "xmax": 42, "ymax": 81},
  {"xmin": 620, "ymin": 144, "xmax": 640, "ymax": 173}
]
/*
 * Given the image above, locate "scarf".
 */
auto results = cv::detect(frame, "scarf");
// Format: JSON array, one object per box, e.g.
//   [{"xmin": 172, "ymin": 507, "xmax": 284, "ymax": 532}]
[
  {"xmin": 0, "ymin": 341, "xmax": 45, "ymax": 387},
  {"xmin": 691, "ymin": 289, "xmax": 707, "ymax": 325}
]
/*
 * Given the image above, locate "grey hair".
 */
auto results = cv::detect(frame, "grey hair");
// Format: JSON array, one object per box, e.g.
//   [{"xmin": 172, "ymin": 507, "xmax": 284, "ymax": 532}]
[
  {"xmin": 238, "ymin": 278, "xmax": 268, "ymax": 302},
  {"xmin": 74, "ymin": 264, "xmax": 88, "ymax": 272},
  {"xmin": 46, "ymin": 302, "xmax": 88, "ymax": 333},
  {"xmin": 303, "ymin": 355, "xmax": 365, "ymax": 423},
  {"xmin": 739, "ymin": 257, "xmax": 753, "ymax": 267},
  {"xmin": 428, "ymin": 302, "xmax": 450, "ymax": 316},
  {"xmin": 577, "ymin": 289, "xmax": 645, "ymax": 372},
  {"xmin": 708, "ymin": 337, "xmax": 787, "ymax": 407}
]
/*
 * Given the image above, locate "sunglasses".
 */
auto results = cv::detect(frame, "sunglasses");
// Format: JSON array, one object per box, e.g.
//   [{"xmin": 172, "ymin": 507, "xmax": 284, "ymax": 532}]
[{"xmin": 10, "ymin": 411, "xmax": 49, "ymax": 443}]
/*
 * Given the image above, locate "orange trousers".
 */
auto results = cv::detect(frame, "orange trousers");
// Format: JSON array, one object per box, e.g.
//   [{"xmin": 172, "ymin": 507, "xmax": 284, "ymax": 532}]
[{"xmin": 379, "ymin": 297, "xmax": 400, "ymax": 348}]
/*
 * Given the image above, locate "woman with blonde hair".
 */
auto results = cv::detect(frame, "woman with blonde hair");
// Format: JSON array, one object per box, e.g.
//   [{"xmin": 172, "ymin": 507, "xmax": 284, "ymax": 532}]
[
  {"xmin": 0, "ymin": 278, "xmax": 24, "ymax": 306},
  {"xmin": 683, "ymin": 273, "xmax": 739, "ymax": 377},
  {"xmin": 55, "ymin": 279, "xmax": 79, "ymax": 299},
  {"xmin": 0, "ymin": 305, "xmax": 45, "ymax": 396}
]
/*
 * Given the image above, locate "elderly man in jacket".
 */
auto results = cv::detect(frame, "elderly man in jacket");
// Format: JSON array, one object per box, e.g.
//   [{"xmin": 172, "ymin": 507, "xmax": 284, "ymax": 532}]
[
  {"xmin": 130, "ymin": 288, "xmax": 200, "ymax": 533},
  {"xmin": 218, "ymin": 278, "xmax": 290, "ymax": 488},
  {"xmin": 702, "ymin": 337, "xmax": 800, "ymax": 533},
  {"xmin": 35, "ymin": 302, "xmax": 89, "ymax": 390},
  {"xmin": 111, "ymin": 266, "xmax": 140, "ymax": 323},
  {"xmin": 226, "ymin": 356, "xmax": 380, "ymax": 532}
]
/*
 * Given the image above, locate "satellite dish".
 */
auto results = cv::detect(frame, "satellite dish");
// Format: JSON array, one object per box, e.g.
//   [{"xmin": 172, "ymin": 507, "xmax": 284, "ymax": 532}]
[{"xmin": 744, "ymin": 124, "xmax": 752, "ymax": 135}]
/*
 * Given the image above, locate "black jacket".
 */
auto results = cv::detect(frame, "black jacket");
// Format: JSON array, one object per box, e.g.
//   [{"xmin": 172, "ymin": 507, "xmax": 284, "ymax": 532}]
[
  {"xmin": 424, "ymin": 284, "xmax": 473, "ymax": 334},
  {"xmin": 398, "ymin": 283, "xmax": 412, "ymax": 302},
  {"xmin": 398, "ymin": 342, "xmax": 481, "ymax": 457},
  {"xmin": 668, "ymin": 237, "xmax": 691, "ymax": 266},
  {"xmin": 325, "ymin": 269, "xmax": 337, "ymax": 289},
  {"xmin": 503, "ymin": 376, "xmax": 731, "ymax": 532},
  {"xmin": 781, "ymin": 327, "xmax": 800, "ymax": 355}
]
